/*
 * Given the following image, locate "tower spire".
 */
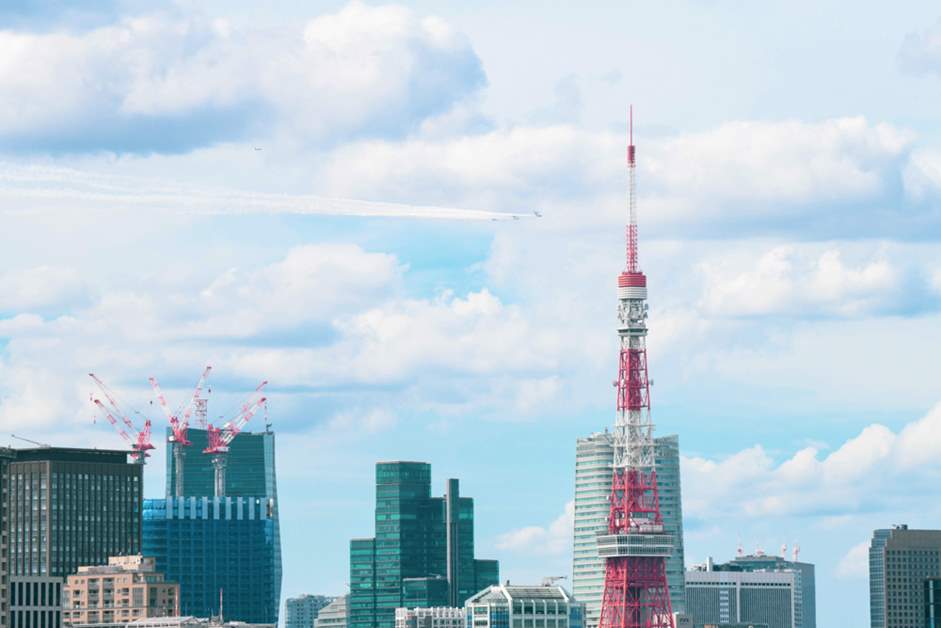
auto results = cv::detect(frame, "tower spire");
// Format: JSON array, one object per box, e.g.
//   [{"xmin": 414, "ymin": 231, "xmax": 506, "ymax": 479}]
[{"xmin": 598, "ymin": 108, "xmax": 675, "ymax": 628}]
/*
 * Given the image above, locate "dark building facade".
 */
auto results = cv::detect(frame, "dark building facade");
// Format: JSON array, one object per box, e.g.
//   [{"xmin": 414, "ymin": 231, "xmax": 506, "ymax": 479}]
[
  {"xmin": 349, "ymin": 462, "xmax": 499, "ymax": 628},
  {"xmin": 870, "ymin": 525, "xmax": 941, "ymax": 628},
  {"xmin": 7, "ymin": 448, "xmax": 142, "ymax": 578},
  {"xmin": 142, "ymin": 496, "xmax": 279, "ymax": 624}
]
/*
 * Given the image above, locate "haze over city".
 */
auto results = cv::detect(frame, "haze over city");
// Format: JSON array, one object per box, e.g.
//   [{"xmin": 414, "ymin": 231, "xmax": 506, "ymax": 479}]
[{"xmin": 4, "ymin": 2, "xmax": 941, "ymax": 627}]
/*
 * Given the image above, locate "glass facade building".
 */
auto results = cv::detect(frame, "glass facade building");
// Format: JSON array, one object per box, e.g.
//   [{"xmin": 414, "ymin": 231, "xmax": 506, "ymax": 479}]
[
  {"xmin": 166, "ymin": 428, "xmax": 277, "ymax": 499},
  {"xmin": 869, "ymin": 525, "xmax": 941, "ymax": 628},
  {"xmin": 349, "ymin": 462, "xmax": 499, "ymax": 628},
  {"xmin": 572, "ymin": 432, "xmax": 686, "ymax": 627},
  {"xmin": 142, "ymin": 496, "xmax": 280, "ymax": 624}
]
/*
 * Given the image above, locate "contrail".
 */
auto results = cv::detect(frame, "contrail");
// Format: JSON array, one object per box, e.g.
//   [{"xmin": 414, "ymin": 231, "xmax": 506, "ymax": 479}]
[{"xmin": 0, "ymin": 164, "xmax": 537, "ymax": 221}]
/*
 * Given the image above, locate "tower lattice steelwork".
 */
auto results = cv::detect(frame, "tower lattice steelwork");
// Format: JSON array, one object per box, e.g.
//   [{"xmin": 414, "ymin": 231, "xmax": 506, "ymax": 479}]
[{"xmin": 597, "ymin": 108, "xmax": 674, "ymax": 628}]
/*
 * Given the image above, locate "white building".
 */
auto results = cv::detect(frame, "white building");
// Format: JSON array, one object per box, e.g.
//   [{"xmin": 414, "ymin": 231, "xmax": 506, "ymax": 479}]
[
  {"xmin": 394, "ymin": 607, "xmax": 463, "ymax": 628},
  {"xmin": 314, "ymin": 596, "xmax": 347, "ymax": 628},
  {"xmin": 464, "ymin": 584, "xmax": 584, "ymax": 628},
  {"xmin": 572, "ymin": 432, "xmax": 686, "ymax": 627}
]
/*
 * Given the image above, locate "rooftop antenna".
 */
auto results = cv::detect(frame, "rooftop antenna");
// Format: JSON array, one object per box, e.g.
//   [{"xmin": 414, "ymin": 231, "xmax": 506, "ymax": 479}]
[{"xmin": 792, "ymin": 544, "xmax": 800, "ymax": 562}]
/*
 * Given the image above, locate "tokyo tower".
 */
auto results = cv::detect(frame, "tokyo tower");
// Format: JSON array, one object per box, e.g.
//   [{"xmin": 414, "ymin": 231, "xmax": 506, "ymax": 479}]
[{"xmin": 597, "ymin": 107, "xmax": 675, "ymax": 628}]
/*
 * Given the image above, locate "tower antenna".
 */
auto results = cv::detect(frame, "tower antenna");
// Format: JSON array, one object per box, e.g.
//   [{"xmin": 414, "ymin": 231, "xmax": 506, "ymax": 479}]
[{"xmin": 598, "ymin": 107, "xmax": 674, "ymax": 628}]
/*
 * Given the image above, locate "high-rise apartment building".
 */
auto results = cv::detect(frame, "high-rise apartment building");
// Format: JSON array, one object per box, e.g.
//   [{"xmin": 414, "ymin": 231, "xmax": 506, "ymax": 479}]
[
  {"xmin": 572, "ymin": 432, "xmax": 686, "ymax": 626},
  {"xmin": 869, "ymin": 525, "xmax": 941, "ymax": 628},
  {"xmin": 142, "ymin": 496, "xmax": 280, "ymax": 624},
  {"xmin": 463, "ymin": 583, "xmax": 585, "ymax": 628},
  {"xmin": 287, "ymin": 595, "xmax": 335, "ymax": 628},
  {"xmin": 685, "ymin": 566, "xmax": 797, "ymax": 628},
  {"xmin": 349, "ymin": 462, "xmax": 499, "ymax": 628},
  {"xmin": 62, "ymin": 555, "xmax": 179, "ymax": 626},
  {"xmin": 7, "ymin": 448, "xmax": 143, "ymax": 578}
]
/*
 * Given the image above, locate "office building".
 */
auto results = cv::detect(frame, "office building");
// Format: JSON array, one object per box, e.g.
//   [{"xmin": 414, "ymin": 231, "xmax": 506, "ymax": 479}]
[
  {"xmin": 393, "ymin": 608, "xmax": 463, "ymax": 628},
  {"xmin": 315, "ymin": 596, "xmax": 348, "ymax": 628},
  {"xmin": 572, "ymin": 432, "xmax": 686, "ymax": 626},
  {"xmin": 62, "ymin": 555, "xmax": 179, "ymax": 626},
  {"xmin": 348, "ymin": 462, "xmax": 499, "ymax": 628},
  {"xmin": 927, "ymin": 578, "xmax": 941, "ymax": 628},
  {"xmin": 142, "ymin": 497, "xmax": 279, "ymax": 624},
  {"xmin": 286, "ymin": 596, "xmax": 335, "ymax": 628},
  {"xmin": 166, "ymin": 428, "xmax": 277, "ymax": 500},
  {"xmin": 9, "ymin": 576, "xmax": 63, "ymax": 628},
  {"xmin": 870, "ymin": 525, "xmax": 941, "ymax": 628},
  {"xmin": 7, "ymin": 447, "xmax": 143, "ymax": 578},
  {"xmin": 686, "ymin": 564, "xmax": 797, "ymax": 628},
  {"xmin": 722, "ymin": 555, "xmax": 814, "ymax": 628},
  {"xmin": 1, "ymin": 447, "xmax": 16, "ymax": 628},
  {"xmin": 463, "ymin": 583, "xmax": 585, "ymax": 628}
]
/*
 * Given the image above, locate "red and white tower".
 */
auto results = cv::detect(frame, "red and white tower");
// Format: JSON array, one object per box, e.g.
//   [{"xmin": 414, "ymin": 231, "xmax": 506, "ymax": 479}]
[{"xmin": 597, "ymin": 108, "xmax": 675, "ymax": 628}]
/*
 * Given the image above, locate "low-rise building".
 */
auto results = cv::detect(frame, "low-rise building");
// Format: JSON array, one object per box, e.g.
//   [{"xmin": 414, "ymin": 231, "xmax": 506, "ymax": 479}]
[
  {"xmin": 315, "ymin": 597, "xmax": 347, "ymax": 628},
  {"xmin": 394, "ymin": 608, "xmax": 463, "ymax": 628},
  {"xmin": 286, "ymin": 596, "xmax": 335, "ymax": 628},
  {"xmin": 63, "ymin": 555, "xmax": 179, "ymax": 626},
  {"xmin": 464, "ymin": 584, "xmax": 585, "ymax": 628}
]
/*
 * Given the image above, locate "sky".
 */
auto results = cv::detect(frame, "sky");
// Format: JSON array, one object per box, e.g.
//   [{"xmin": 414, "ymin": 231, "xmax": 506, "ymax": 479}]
[{"xmin": 3, "ymin": 1, "xmax": 941, "ymax": 625}]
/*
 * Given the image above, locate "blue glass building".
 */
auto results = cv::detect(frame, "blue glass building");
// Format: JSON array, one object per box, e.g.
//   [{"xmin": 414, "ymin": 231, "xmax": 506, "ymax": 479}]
[{"xmin": 143, "ymin": 496, "xmax": 280, "ymax": 624}]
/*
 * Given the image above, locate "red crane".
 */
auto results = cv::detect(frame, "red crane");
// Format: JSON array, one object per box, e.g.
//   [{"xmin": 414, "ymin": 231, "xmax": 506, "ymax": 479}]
[
  {"xmin": 203, "ymin": 380, "xmax": 267, "ymax": 497},
  {"xmin": 149, "ymin": 365, "xmax": 213, "ymax": 497},
  {"xmin": 89, "ymin": 373, "xmax": 155, "ymax": 464}
]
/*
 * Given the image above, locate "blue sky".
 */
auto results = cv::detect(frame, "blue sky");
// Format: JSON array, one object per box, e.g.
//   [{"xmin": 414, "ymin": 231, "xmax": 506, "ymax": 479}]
[{"xmin": 4, "ymin": 1, "xmax": 941, "ymax": 625}]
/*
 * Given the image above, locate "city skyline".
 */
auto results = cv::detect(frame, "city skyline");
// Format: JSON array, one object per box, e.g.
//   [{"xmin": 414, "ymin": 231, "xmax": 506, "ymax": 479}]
[{"xmin": 4, "ymin": 2, "xmax": 941, "ymax": 627}]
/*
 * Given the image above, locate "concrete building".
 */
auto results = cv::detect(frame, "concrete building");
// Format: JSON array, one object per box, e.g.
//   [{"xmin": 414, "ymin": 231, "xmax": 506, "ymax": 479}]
[
  {"xmin": 393, "ymin": 608, "xmax": 463, "ymax": 628},
  {"xmin": 7, "ymin": 448, "xmax": 143, "ymax": 578},
  {"xmin": 349, "ymin": 463, "xmax": 499, "ymax": 628},
  {"xmin": 711, "ymin": 555, "xmax": 814, "ymax": 628},
  {"xmin": 315, "ymin": 597, "xmax": 347, "ymax": 628},
  {"xmin": 870, "ymin": 525, "xmax": 941, "ymax": 628},
  {"xmin": 9, "ymin": 576, "xmax": 63, "ymax": 628},
  {"xmin": 572, "ymin": 431, "xmax": 686, "ymax": 627},
  {"xmin": 62, "ymin": 555, "xmax": 178, "ymax": 626},
  {"xmin": 463, "ymin": 583, "xmax": 584, "ymax": 628},
  {"xmin": 286, "ymin": 596, "xmax": 334, "ymax": 628},
  {"xmin": 142, "ymin": 497, "xmax": 279, "ymax": 625},
  {"xmin": 685, "ymin": 566, "xmax": 797, "ymax": 628}
]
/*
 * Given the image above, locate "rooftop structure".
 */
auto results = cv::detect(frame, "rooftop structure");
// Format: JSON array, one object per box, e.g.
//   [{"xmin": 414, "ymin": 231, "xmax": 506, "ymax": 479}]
[
  {"xmin": 464, "ymin": 584, "xmax": 585, "ymax": 628},
  {"xmin": 393, "ymin": 608, "xmax": 463, "ymax": 628},
  {"xmin": 315, "ymin": 596, "xmax": 348, "ymax": 628}
]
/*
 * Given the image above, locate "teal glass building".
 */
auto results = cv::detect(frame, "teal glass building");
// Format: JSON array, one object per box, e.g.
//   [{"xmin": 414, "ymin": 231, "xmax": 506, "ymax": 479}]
[
  {"xmin": 349, "ymin": 462, "xmax": 499, "ymax": 628},
  {"xmin": 142, "ymin": 496, "xmax": 280, "ymax": 623},
  {"xmin": 140, "ymin": 427, "xmax": 282, "ymax": 624}
]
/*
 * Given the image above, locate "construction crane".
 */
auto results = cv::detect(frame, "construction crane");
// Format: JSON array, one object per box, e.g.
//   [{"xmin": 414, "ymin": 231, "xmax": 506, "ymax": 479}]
[
  {"xmin": 89, "ymin": 373, "xmax": 154, "ymax": 463},
  {"xmin": 11, "ymin": 434, "xmax": 50, "ymax": 448},
  {"xmin": 149, "ymin": 365, "xmax": 212, "ymax": 497},
  {"xmin": 203, "ymin": 380, "xmax": 268, "ymax": 497}
]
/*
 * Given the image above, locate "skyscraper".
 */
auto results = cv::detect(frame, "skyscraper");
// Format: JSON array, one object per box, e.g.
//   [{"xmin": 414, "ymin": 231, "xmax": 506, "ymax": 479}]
[
  {"xmin": 142, "ymin": 496, "xmax": 280, "ymax": 624},
  {"xmin": 573, "ymin": 432, "xmax": 686, "ymax": 627},
  {"xmin": 7, "ymin": 447, "xmax": 142, "ymax": 578},
  {"xmin": 724, "ymin": 554, "xmax": 814, "ymax": 628},
  {"xmin": 349, "ymin": 462, "xmax": 499, "ymax": 628},
  {"xmin": 166, "ymin": 427, "xmax": 277, "ymax": 499},
  {"xmin": 869, "ymin": 525, "xmax": 941, "ymax": 628}
]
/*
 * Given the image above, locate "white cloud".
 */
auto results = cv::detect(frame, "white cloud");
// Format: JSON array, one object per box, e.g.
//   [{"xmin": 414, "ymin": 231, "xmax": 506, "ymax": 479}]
[
  {"xmin": 0, "ymin": 2, "xmax": 485, "ymax": 152},
  {"xmin": 835, "ymin": 540, "xmax": 871, "ymax": 579},
  {"xmin": 899, "ymin": 18, "xmax": 941, "ymax": 78},
  {"xmin": 496, "ymin": 501, "xmax": 573, "ymax": 555},
  {"xmin": 0, "ymin": 266, "xmax": 90, "ymax": 312},
  {"xmin": 697, "ymin": 246, "xmax": 914, "ymax": 318},
  {"xmin": 682, "ymin": 403, "xmax": 941, "ymax": 520}
]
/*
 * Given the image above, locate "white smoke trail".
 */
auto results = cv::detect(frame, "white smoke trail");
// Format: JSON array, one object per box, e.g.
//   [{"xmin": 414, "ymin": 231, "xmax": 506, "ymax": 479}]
[{"xmin": 0, "ymin": 164, "xmax": 535, "ymax": 221}]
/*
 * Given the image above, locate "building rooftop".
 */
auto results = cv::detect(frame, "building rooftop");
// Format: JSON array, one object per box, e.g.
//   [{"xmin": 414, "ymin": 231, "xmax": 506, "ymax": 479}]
[
  {"xmin": 466, "ymin": 585, "xmax": 576, "ymax": 605},
  {"xmin": 11, "ymin": 446, "xmax": 131, "ymax": 464}
]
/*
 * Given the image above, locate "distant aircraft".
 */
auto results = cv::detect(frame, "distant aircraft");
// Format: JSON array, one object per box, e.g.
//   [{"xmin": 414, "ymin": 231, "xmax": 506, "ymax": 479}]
[
  {"xmin": 253, "ymin": 147, "xmax": 263, "ymax": 151},
  {"xmin": 533, "ymin": 210, "xmax": 543, "ymax": 218},
  {"xmin": 512, "ymin": 215, "xmax": 520, "ymax": 220}
]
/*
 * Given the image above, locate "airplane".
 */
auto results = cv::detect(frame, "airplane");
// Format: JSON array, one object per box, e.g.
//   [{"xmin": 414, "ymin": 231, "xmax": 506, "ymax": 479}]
[{"xmin": 533, "ymin": 210, "xmax": 543, "ymax": 218}]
